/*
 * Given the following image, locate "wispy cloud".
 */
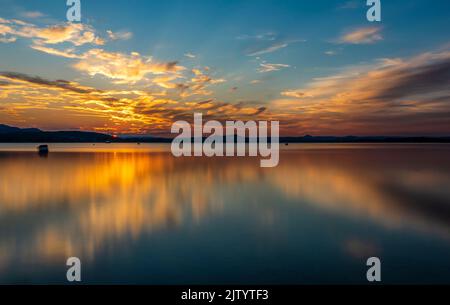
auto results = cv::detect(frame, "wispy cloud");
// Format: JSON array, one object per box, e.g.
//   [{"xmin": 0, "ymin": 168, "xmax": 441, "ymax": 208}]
[
  {"xmin": 0, "ymin": 18, "xmax": 104, "ymax": 46},
  {"xmin": 29, "ymin": 43, "xmax": 186, "ymax": 85},
  {"xmin": 20, "ymin": 11, "xmax": 45, "ymax": 19},
  {"xmin": 0, "ymin": 17, "xmax": 197, "ymax": 90},
  {"xmin": 107, "ymin": 30, "xmax": 133, "ymax": 41},
  {"xmin": 31, "ymin": 45, "xmax": 82, "ymax": 59},
  {"xmin": 258, "ymin": 62, "xmax": 290, "ymax": 73},
  {"xmin": 339, "ymin": 27, "xmax": 383, "ymax": 44},
  {"xmin": 184, "ymin": 53, "xmax": 196, "ymax": 59},
  {"xmin": 239, "ymin": 31, "xmax": 304, "ymax": 56},
  {"xmin": 280, "ymin": 90, "xmax": 309, "ymax": 98},
  {"xmin": 0, "ymin": 36, "xmax": 16, "ymax": 43},
  {"xmin": 236, "ymin": 32, "xmax": 276, "ymax": 41},
  {"xmin": 180, "ymin": 68, "xmax": 226, "ymax": 97},
  {"xmin": 247, "ymin": 42, "xmax": 289, "ymax": 56},
  {"xmin": 339, "ymin": 1, "xmax": 361, "ymax": 9},
  {"xmin": 276, "ymin": 49, "xmax": 450, "ymax": 135},
  {"xmin": 0, "ymin": 71, "xmax": 104, "ymax": 95}
]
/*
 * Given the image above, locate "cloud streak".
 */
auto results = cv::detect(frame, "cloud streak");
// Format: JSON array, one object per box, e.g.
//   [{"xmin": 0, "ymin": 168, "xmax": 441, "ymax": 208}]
[
  {"xmin": 258, "ymin": 62, "xmax": 290, "ymax": 73},
  {"xmin": 0, "ymin": 71, "xmax": 263, "ymax": 135},
  {"xmin": 0, "ymin": 18, "xmax": 104, "ymax": 46},
  {"xmin": 247, "ymin": 42, "xmax": 289, "ymax": 56},
  {"xmin": 276, "ymin": 49, "xmax": 450, "ymax": 135},
  {"xmin": 240, "ymin": 32, "xmax": 304, "ymax": 56},
  {"xmin": 339, "ymin": 27, "xmax": 383, "ymax": 44}
]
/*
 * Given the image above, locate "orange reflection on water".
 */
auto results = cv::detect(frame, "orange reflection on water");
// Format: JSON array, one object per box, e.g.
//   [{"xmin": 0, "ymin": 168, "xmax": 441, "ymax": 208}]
[
  {"xmin": 0, "ymin": 144, "xmax": 449, "ymax": 271},
  {"xmin": 269, "ymin": 147, "xmax": 450, "ymax": 237}
]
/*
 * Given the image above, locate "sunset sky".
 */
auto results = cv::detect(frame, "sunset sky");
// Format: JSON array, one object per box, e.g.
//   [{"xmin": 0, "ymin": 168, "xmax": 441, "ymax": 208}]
[{"xmin": 0, "ymin": 0, "xmax": 449, "ymax": 136}]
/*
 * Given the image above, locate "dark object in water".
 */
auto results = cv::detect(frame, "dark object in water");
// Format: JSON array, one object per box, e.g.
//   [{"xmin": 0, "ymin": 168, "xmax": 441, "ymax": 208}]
[
  {"xmin": 37, "ymin": 144, "xmax": 49, "ymax": 155},
  {"xmin": 37, "ymin": 144, "xmax": 49, "ymax": 152},
  {"xmin": 285, "ymin": 143, "xmax": 289, "ymax": 146}
]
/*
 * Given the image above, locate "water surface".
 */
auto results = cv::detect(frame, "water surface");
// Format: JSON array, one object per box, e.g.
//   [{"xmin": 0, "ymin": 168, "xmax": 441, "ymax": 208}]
[{"xmin": 0, "ymin": 143, "xmax": 449, "ymax": 284}]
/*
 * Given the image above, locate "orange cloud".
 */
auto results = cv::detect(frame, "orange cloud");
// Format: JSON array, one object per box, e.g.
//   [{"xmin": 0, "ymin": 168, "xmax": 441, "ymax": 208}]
[
  {"xmin": 340, "ymin": 27, "xmax": 382, "ymax": 44},
  {"xmin": 0, "ymin": 17, "xmax": 225, "ymax": 99},
  {"xmin": 0, "ymin": 72, "xmax": 265, "ymax": 135},
  {"xmin": 281, "ymin": 90, "xmax": 309, "ymax": 98},
  {"xmin": 0, "ymin": 18, "xmax": 104, "ymax": 46},
  {"xmin": 73, "ymin": 49, "xmax": 184, "ymax": 83},
  {"xmin": 274, "ymin": 49, "xmax": 450, "ymax": 135},
  {"xmin": 31, "ymin": 44, "xmax": 82, "ymax": 59}
]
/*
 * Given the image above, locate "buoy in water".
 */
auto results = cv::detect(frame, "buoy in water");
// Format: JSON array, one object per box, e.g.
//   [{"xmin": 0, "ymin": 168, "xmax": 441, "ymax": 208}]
[{"xmin": 37, "ymin": 144, "xmax": 49, "ymax": 156}]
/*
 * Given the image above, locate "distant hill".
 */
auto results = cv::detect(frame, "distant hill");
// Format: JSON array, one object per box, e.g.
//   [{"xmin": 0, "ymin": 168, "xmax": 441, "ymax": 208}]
[
  {"xmin": 122, "ymin": 135, "xmax": 450, "ymax": 143},
  {"xmin": 0, "ymin": 124, "xmax": 113, "ymax": 143},
  {"xmin": 0, "ymin": 124, "xmax": 41, "ymax": 134},
  {"xmin": 0, "ymin": 124, "xmax": 449, "ymax": 143},
  {"xmin": 278, "ymin": 135, "xmax": 450, "ymax": 143}
]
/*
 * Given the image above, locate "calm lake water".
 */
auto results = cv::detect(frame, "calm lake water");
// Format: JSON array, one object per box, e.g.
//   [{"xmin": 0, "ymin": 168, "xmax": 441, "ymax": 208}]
[{"xmin": 0, "ymin": 143, "xmax": 449, "ymax": 284}]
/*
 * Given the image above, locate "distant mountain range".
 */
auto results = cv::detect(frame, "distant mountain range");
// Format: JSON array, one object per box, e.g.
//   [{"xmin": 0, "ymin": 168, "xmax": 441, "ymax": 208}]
[
  {"xmin": 0, "ymin": 124, "xmax": 42, "ymax": 134},
  {"xmin": 0, "ymin": 124, "xmax": 113, "ymax": 143},
  {"xmin": 0, "ymin": 124, "xmax": 449, "ymax": 143}
]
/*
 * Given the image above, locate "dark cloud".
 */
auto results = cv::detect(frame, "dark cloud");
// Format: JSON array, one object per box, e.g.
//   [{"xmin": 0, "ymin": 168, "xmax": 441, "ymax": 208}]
[
  {"xmin": 373, "ymin": 57, "xmax": 450, "ymax": 101},
  {"xmin": 0, "ymin": 71, "xmax": 99, "ymax": 94},
  {"xmin": 164, "ymin": 61, "xmax": 180, "ymax": 71},
  {"xmin": 0, "ymin": 71, "xmax": 121, "ymax": 104},
  {"xmin": 276, "ymin": 50, "xmax": 450, "ymax": 136}
]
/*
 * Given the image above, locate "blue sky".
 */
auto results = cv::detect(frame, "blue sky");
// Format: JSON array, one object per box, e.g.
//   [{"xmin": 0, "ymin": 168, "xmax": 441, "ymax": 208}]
[{"xmin": 0, "ymin": 0, "xmax": 449, "ymax": 135}]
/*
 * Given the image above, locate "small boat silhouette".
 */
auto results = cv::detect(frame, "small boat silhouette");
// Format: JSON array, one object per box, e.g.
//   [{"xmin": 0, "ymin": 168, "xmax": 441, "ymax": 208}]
[{"xmin": 37, "ymin": 144, "xmax": 49, "ymax": 156}]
